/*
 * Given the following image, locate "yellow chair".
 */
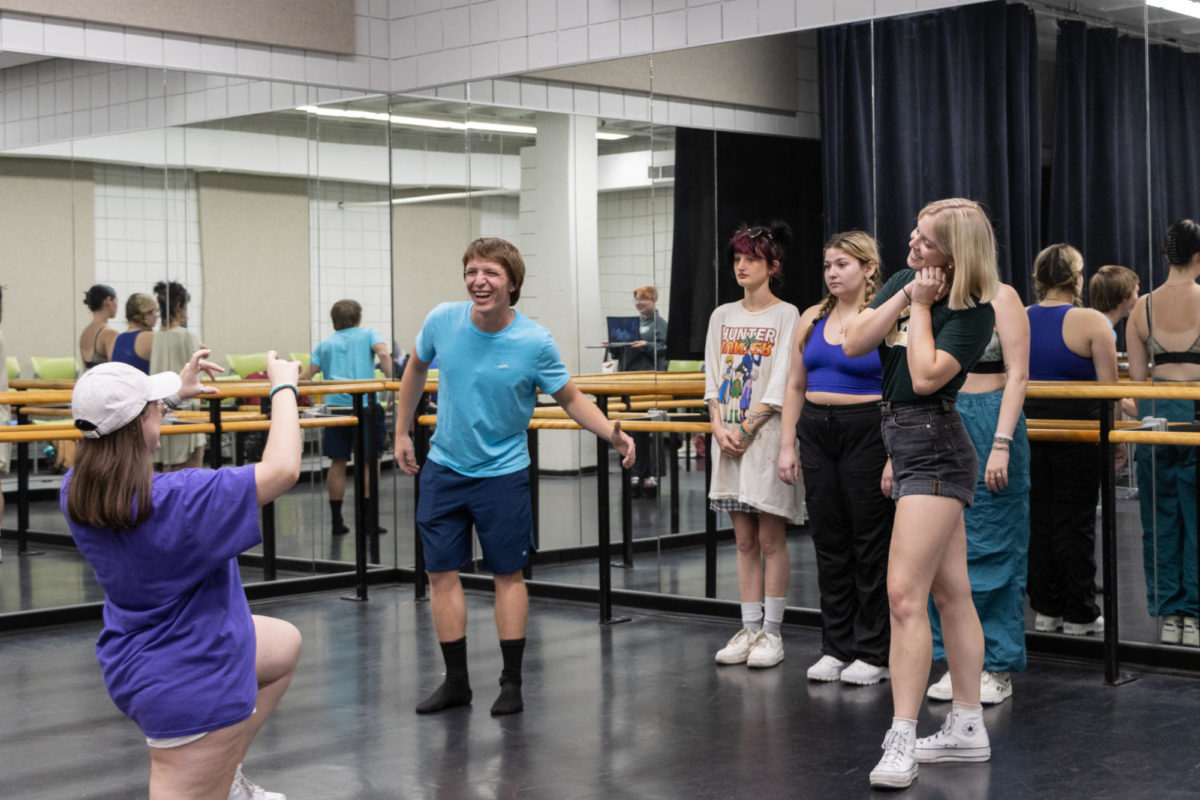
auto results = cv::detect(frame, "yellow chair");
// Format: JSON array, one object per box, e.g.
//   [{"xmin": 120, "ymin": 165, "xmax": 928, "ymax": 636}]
[
  {"xmin": 667, "ymin": 360, "xmax": 703, "ymax": 372},
  {"xmin": 30, "ymin": 356, "xmax": 77, "ymax": 380},
  {"xmin": 6, "ymin": 356, "xmax": 18, "ymax": 381},
  {"xmin": 226, "ymin": 353, "xmax": 268, "ymax": 379}
]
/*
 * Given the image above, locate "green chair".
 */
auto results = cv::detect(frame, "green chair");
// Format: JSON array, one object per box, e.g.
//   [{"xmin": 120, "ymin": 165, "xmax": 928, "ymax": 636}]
[
  {"xmin": 226, "ymin": 353, "xmax": 268, "ymax": 379},
  {"xmin": 667, "ymin": 359, "xmax": 703, "ymax": 372},
  {"xmin": 30, "ymin": 356, "xmax": 77, "ymax": 380},
  {"xmin": 6, "ymin": 356, "xmax": 19, "ymax": 381},
  {"xmin": 290, "ymin": 352, "xmax": 312, "ymax": 371}
]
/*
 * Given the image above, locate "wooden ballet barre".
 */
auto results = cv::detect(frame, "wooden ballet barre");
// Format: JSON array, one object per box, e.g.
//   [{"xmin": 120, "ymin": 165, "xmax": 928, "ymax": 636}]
[
  {"xmin": 1026, "ymin": 429, "xmax": 1100, "ymax": 443},
  {"xmin": 1109, "ymin": 430, "xmax": 1200, "ymax": 447},
  {"xmin": 9, "ymin": 379, "xmax": 77, "ymax": 391},
  {"xmin": 416, "ymin": 414, "xmax": 710, "ymax": 434},
  {"xmin": 1025, "ymin": 419, "xmax": 1141, "ymax": 430},
  {"xmin": 1026, "ymin": 380, "xmax": 1200, "ymax": 400},
  {"xmin": 0, "ymin": 415, "xmax": 357, "ymax": 443}
]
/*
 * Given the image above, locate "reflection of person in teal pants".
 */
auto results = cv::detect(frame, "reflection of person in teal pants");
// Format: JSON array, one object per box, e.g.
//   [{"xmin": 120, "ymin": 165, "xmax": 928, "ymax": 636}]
[{"xmin": 1135, "ymin": 396, "xmax": 1198, "ymax": 640}]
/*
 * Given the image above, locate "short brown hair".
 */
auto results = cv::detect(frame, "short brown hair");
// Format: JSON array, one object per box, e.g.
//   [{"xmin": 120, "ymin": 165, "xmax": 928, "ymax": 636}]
[
  {"xmin": 67, "ymin": 418, "xmax": 154, "ymax": 531},
  {"xmin": 1088, "ymin": 265, "xmax": 1138, "ymax": 313},
  {"xmin": 462, "ymin": 237, "xmax": 525, "ymax": 304},
  {"xmin": 633, "ymin": 286, "xmax": 657, "ymax": 302},
  {"xmin": 331, "ymin": 299, "xmax": 362, "ymax": 330}
]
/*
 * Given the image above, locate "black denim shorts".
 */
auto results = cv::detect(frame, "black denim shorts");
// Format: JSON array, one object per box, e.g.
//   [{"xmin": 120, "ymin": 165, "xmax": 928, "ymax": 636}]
[{"xmin": 879, "ymin": 399, "xmax": 977, "ymax": 507}]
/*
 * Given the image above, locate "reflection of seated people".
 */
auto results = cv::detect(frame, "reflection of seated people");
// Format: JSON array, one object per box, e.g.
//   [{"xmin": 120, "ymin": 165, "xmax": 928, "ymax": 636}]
[
  {"xmin": 300, "ymin": 299, "xmax": 393, "ymax": 536},
  {"xmin": 1088, "ymin": 264, "xmax": 1139, "ymax": 340},
  {"xmin": 618, "ymin": 286, "xmax": 668, "ymax": 496},
  {"xmin": 111, "ymin": 293, "xmax": 157, "ymax": 374},
  {"xmin": 151, "ymin": 280, "xmax": 206, "ymax": 471}
]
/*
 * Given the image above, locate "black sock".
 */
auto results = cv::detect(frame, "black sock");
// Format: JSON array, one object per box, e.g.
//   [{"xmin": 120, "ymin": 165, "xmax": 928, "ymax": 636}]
[
  {"xmin": 491, "ymin": 638, "xmax": 525, "ymax": 716},
  {"xmin": 330, "ymin": 500, "xmax": 348, "ymax": 534},
  {"xmin": 416, "ymin": 638, "xmax": 472, "ymax": 714}
]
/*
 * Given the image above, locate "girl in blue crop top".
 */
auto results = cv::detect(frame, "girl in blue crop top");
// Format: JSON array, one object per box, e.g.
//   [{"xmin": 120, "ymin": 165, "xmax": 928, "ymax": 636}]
[
  {"xmin": 110, "ymin": 292, "xmax": 157, "ymax": 374},
  {"xmin": 778, "ymin": 231, "xmax": 893, "ymax": 687}
]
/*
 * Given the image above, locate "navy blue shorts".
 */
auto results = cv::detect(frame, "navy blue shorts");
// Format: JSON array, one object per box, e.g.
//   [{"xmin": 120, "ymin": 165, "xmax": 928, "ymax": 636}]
[
  {"xmin": 416, "ymin": 459, "xmax": 534, "ymax": 574},
  {"xmin": 322, "ymin": 404, "xmax": 387, "ymax": 460},
  {"xmin": 880, "ymin": 399, "xmax": 977, "ymax": 507}
]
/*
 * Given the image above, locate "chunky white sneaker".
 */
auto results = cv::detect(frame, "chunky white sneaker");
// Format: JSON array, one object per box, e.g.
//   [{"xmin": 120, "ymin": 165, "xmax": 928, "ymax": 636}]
[
  {"xmin": 839, "ymin": 659, "xmax": 888, "ymax": 685},
  {"xmin": 869, "ymin": 728, "xmax": 918, "ymax": 789},
  {"xmin": 980, "ymin": 671, "xmax": 1012, "ymax": 705},
  {"xmin": 915, "ymin": 709, "xmax": 991, "ymax": 763},
  {"xmin": 747, "ymin": 631, "xmax": 784, "ymax": 668},
  {"xmin": 1063, "ymin": 615, "xmax": 1104, "ymax": 636},
  {"xmin": 926, "ymin": 670, "xmax": 953, "ymax": 701},
  {"xmin": 806, "ymin": 654, "xmax": 848, "ymax": 681},
  {"xmin": 228, "ymin": 767, "xmax": 286, "ymax": 800},
  {"xmin": 715, "ymin": 628, "xmax": 758, "ymax": 665},
  {"xmin": 1034, "ymin": 613, "xmax": 1063, "ymax": 632},
  {"xmin": 1184, "ymin": 617, "xmax": 1200, "ymax": 647},
  {"xmin": 1161, "ymin": 615, "xmax": 1183, "ymax": 644}
]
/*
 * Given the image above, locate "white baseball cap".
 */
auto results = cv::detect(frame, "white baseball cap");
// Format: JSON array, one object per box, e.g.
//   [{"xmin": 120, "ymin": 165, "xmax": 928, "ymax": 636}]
[{"xmin": 72, "ymin": 362, "xmax": 181, "ymax": 439}]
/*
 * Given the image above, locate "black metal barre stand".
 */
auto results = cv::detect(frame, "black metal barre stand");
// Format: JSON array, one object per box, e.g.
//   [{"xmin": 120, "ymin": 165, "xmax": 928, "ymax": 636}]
[
  {"xmin": 1098, "ymin": 399, "xmax": 1129, "ymax": 685},
  {"xmin": 413, "ymin": 392, "xmax": 429, "ymax": 601},
  {"xmin": 344, "ymin": 391, "xmax": 370, "ymax": 601},
  {"xmin": 12, "ymin": 407, "xmax": 43, "ymax": 557},
  {"xmin": 595, "ymin": 394, "xmax": 630, "ymax": 625}
]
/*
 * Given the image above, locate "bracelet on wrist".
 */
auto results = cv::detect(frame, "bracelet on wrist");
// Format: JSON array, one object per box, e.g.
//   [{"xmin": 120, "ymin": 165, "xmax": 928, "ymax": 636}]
[
  {"xmin": 902, "ymin": 285, "xmax": 913, "ymax": 302},
  {"xmin": 993, "ymin": 432, "xmax": 1013, "ymax": 442},
  {"xmin": 268, "ymin": 383, "xmax": 299, "ymax": 401},
  {"xmin": 992, "ymin": 443, "xmax": 1010, "ymax": 452},
  {"xmin": 162, "ymin": 393, "xmax": 182, "ymax": 412},
  {"xmin": 738, "ymin": 422, "xmax": 756, "ymax": 440}
]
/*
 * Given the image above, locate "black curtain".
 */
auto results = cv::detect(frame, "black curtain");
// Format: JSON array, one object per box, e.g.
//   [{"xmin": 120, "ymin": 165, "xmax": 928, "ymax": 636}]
[
  {"xmin": 1047, "ymin": 21, "xmax": 1152, "ymax": 289},
  {"xmin": 1148, "ymin": 42, "xmax": 1200, "ymax": 259},
  {"xmin": 819, "ymin": 1, "xmax": 1041, "ymax": 300},
  {"xmin": 666, "ymin": 130, "xmax": 823, "ymax": 360}
]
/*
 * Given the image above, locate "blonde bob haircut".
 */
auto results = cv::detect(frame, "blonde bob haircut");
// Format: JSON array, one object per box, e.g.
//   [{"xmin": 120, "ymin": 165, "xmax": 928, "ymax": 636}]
[
  {"xmin": 916, "ymin": 198, "xmax": 999, "ymax": 310},
  {"xmin": 125, "ymin": 292, "xmax": 158, "ymax": 328}
]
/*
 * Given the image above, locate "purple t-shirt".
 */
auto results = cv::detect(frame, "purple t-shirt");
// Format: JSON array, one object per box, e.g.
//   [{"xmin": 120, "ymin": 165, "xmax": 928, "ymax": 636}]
[{"xmin": 61, "ymin": 464, "xmax": 261, "ymax": 738}]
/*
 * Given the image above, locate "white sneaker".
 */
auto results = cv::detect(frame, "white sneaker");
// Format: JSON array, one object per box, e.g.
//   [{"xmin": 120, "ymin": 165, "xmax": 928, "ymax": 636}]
[
  {"xmin": 1184, "ymin": 617, "xmax": 1200, "ymax": 647},
  {"xmin": 1162, "ymin": 615, "xmax": 1183, "ymax": 644},
  {"xmin": 1063, "ymin": 615, "xmax": 1104, "ymax": 636},
  {"xmin": 747, "ymin": 631, "xmax": 784, "ymax": 668},
  {"xmin": 914, "ymin": 709, "xmax": 991, "ymax": 763},
  {"xmin": 869, "ymin": 728, "xmax": 918, "ymax": 789},
  {"xmin": 1034, "ymin": 613, "xmax": 1063, "ymax": 632},
  {"xmin": 228, "ymin": 767, "xmax": 286, "ymax": 800},
  {"xmin": 980, "ymin": 671, "xmax": 1012, "ymax": 704},
  {"xmin": 926, "ymin": 670, "xmax": 953, "ymax": 701},
  {"xmin": 715, "ymin": 628, "xmax": 758, "ymax": 665},
  {"xmin": 839, "ymin": 659, "xmax": 888, "ymax": 685},
  {"xmin": 806, "ymin": 654, "xmax": 848, "ymax": 681}
]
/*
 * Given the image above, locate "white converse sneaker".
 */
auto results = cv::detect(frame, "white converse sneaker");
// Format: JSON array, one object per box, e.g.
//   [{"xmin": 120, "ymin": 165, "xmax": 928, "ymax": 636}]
[
  {"xmin": 869, "ymin": 728, "xmax": 918, "ymax": 789},
  {"xmin": 806, "ymin": 654, "xmax": 848, "ymax": 681},
  {"xmin": 1161, "ymin": 615, "xmax": 1183, "ymax": 644},
  {"xmin": 747, "ymin": 631, "xmax": 784, "ymax": 668},
  {"xmin": 926, "ymin": 670, "xmax": 953, "ymax": 701},
  {"xmin": 1063, "ymin": 615, "xmax": 1104, "ymax": 636},
  {"xmin": 228, "ymin": 766, "xmax": 286, "ymax": 800},
  {"xmin": 1183, "ymin": 617, "xmax": 1200, "ymax": 647},
  {"xmin": 980, "ymin": 671, "xmax": 1012, "ymax": 704},
  {"xmin": 839, "ymin": 659, "xmax": 888, "ymax": 685},
  {"xmin": 915, "ymin": 709, "xmax": 991, "ymax": 763},
  {"xmin": 715, "ymin": 628, "xmax": 758, "ymax": 665},
  {"xmin": 1034, "ymin": 613, "xmax": 1063, "ymax": 632}
]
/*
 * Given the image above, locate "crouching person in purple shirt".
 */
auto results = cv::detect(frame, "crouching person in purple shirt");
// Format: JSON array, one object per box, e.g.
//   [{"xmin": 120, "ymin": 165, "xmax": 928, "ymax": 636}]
[{"xmin": 62, "ymin": 349, "xmax": 303, "ymax": 800}]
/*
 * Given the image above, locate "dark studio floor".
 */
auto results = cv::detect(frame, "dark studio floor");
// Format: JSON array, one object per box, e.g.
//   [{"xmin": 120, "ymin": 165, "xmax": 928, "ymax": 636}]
[{"xmin": 3, "ymin": 588, "xmax": 1199, "ymax": 799}]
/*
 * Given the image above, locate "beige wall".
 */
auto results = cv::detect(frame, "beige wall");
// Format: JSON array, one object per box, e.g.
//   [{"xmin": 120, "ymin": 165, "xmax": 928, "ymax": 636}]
[
  {"xmin": 391, "ymin": 200, "xmax": 482, "ymax": 355},
  {"xmin": 0, "ymin": 158, "xmax": 94, "ymax": 377},
  {"xmin": 196, "ymin": 172, "xmax": 310, "ymax": 366}
]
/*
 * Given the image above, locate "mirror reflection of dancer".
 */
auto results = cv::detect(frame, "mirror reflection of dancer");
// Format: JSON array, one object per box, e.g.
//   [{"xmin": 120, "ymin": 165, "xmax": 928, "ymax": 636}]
[
  {"xmin": 706, "ymin": 222, "xmax": 804, "ymax": 669},
  {"xmin": 842, "ymin": 199, "xmax": 998, "ymax": 789},
  {"xmin": 394, "ymin": 238, "xmax": 634, "ymax": 716},
  {"xmin": 778, "ymin": 231, "xmax": 893, "ymax": 686},
  {"xmin": 63, "ymin": 350, "xmax": 303, "ymax": 800}
]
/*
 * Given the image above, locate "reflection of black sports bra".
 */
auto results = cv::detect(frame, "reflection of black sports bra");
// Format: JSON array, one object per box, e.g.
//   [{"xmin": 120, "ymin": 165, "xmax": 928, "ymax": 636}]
[
  {"xmin": 82, "ymin": 327, "xmax": 108, "ymax": 370},
  {"xmin": 1145, "ymin": 306, "xmax": 1200, "ymax": 366}
]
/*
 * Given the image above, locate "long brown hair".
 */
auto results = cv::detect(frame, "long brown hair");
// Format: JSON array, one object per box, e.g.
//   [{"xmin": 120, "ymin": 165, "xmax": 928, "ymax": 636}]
[
  {"xmin": 802, "ymin": 231, "xmax": 881, "ymax": 347},
  {"xmin": 67, "ymin": 416, "xmax": 154, "ymax": 530}
]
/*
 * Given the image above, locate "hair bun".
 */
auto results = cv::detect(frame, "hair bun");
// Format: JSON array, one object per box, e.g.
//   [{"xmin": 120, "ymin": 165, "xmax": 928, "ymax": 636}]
[
  {"xmin": 1165, "ymin": 219, "xmax": 1200, "ymax": 266},
  {"xmin": 768, "ymin": 220, "xmax": 793, "ymax": 246}
]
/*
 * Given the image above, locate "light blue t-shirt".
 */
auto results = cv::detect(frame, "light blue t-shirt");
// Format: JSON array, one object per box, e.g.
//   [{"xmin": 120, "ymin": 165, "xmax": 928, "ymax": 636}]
[
  {"xmin": 416, "ymin": 302, "xmax": 570, "ymax": 477},
  {"xmin": 312, "ymin": 326, "xmax": 385, "ymax": 406}
]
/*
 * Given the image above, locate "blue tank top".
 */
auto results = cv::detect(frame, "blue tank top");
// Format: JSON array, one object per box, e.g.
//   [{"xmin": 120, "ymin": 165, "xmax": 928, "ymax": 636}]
[
  {"xmin": 111, "ymin": 330, "xmax": 150, "ymax": 374},
  {"xmin": 803, "ymin": 316, "xmax": 884, "ymax": 395},
  {"xmin": 1027, "ymin": 304, "xmax": 1096, "ymax": 381}
]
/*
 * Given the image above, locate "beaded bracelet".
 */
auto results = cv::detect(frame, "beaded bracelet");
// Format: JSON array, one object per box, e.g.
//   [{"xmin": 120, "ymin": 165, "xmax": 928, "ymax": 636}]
[
  {"xmin": 162, "ymin": 393, "xmax": 182, "ymax": 412},
  {"xmin": 993, "ymin": 432, "xmax": 1013, "ymax": 442},
  {"xmin": 738, "ymin": 422, "xmax": 756, "ymax": 441},
  {"xmin": 269, "ymin": 383, "xmax": 299, "ymax": 401}
]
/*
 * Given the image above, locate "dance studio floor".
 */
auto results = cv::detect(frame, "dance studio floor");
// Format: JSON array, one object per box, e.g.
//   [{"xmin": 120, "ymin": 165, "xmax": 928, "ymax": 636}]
[{"xmin": 4, "ymin": 587, "xmax": 1199, "ymax": 799}]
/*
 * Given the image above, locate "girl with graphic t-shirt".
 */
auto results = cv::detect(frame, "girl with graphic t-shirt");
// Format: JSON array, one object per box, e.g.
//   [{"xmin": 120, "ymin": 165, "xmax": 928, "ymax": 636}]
[
  {"xmin": 63, "ymin": 349, "xmax": 303, "ymax": 800},
  {"xmin": 704, "ymin": 221, "xmax": 803, "ymax": 670}
]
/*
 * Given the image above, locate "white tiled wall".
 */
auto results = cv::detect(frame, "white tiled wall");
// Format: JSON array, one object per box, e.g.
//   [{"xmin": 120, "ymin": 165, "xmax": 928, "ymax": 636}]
[
  {"xmin": 93, "ymin": 163, "xmax": 204, "ymax": 342},
  {"xmin": 597, "ymin": 186, "xmax": 674, "ymax": 324},
  {"xmin": 479, "ymin": 194, "xmax": 521, "ymax": 245},
  {"xmin": 308, "ymin": 180, "xmax": 393, "ymax": 345}
]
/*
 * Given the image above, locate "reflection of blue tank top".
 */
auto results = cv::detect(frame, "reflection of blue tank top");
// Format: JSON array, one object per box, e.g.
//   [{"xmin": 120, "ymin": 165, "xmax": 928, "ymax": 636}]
[
  {"xmin": 802, "ymin": 316, "xmax": 883, "ymax": 394},
  {"xmin": 111, "ymin": 331, "xmax": 150, "ymax": 374},
  {"xmin": 1027, "ymin": 305, "xmax": 1095, "ymax": 381}
]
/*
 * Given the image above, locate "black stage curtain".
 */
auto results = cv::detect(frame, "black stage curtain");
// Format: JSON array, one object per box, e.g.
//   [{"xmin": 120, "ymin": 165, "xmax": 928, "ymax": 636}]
[
  {"xmin": 666, "ymin": 129, "xmax": 823, "ymax": 360},
  {"xmin": 819, "ymin": 0, "xmax": 1041, "ymax": 300},
  {"xmin": 1047, "ymin": 21, "xmax": 1152, "ymax": 289},
  {"xmin": 1148, "ymin": 43, "xmax": 1200, "ymax": 259}
]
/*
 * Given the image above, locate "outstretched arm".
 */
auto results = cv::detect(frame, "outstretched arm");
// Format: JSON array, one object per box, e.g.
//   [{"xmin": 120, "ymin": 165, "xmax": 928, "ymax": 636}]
[
  {"xmin": 255, "ymin": 351, "xmax": 302, "ymax": 505},
  {"xmin": 552, "ymin": 380, "xmax": 635, "ymax": 468}
]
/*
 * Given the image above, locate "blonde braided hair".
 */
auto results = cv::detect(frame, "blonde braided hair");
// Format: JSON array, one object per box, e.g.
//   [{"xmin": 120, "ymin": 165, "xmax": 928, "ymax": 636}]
[{"xmin": 802, "ymin": 230, "xmax": 882, "ymax": 347}]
